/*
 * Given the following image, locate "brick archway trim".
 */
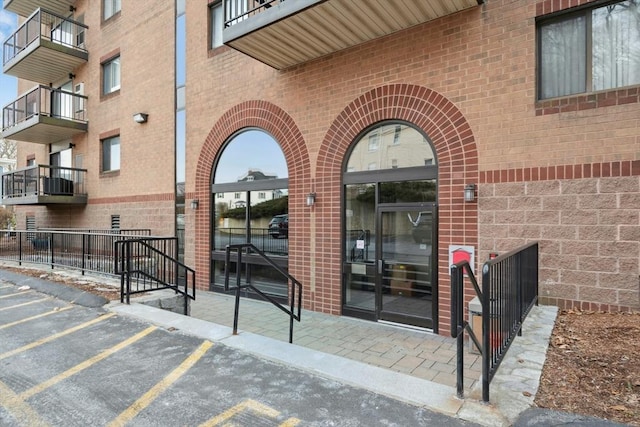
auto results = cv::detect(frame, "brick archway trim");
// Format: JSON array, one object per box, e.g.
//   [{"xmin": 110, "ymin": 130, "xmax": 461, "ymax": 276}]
[
  {"xmin": 193, "ymin": 101, "xmax": 311, "ymax": 292},
  {"xmin": 315, "ymin": 84, "xmax": 478, "ymax": 334}
]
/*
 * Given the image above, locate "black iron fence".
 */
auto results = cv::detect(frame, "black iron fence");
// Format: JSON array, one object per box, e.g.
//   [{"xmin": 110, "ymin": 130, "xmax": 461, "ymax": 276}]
[
  {"xmin": 115, "ymin": 237, "xmax": 195, "ymax": 316},
  {"xmin": 0, "ymin": 230, "xmax": 148, "ymax": 276},
  {"xmin": 215, "ymin": 227, "xmax": 288, "ymax": 255},
  {"xmin": 225, "ymin": 243, "xmax": 301, "ymax": 343},
  {"xmin": 450, "ymin": 242, "xmax": 539, "ymax": 402}
]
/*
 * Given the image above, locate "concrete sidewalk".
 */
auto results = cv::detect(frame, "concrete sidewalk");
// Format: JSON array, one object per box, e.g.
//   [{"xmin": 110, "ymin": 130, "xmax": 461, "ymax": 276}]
[{"xmin": 2, "ymin": 263, "xmax": 625, "ymax": 426}]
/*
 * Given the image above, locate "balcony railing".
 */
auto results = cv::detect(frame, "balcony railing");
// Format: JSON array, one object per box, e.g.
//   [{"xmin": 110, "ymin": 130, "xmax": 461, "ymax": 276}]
[
  {"xmin": 3, "ymin": 8, "xmax": 88, "ymax": 83},
  {"xmin": 1, "ymin": 85, "xmax": 87, "ymax": 144},
  {"xmin": 1, "ymin": 165, "xmax": 87, "ymax": 205}
]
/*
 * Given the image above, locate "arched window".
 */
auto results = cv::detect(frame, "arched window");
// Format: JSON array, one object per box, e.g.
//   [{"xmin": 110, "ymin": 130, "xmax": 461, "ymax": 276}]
[
  {"xmin": 211, "ymin": 129, "xmax": 289, "ymax": 298},
  {"xmin": 342, "ymin": 122, "xmax": 438, "ymax": 329}
]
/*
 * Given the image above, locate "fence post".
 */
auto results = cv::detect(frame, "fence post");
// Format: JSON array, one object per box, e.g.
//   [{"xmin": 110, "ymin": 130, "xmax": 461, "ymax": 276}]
[{"xmin": 481, "ymin": 261, "xmax": 491, "ymax": 403}]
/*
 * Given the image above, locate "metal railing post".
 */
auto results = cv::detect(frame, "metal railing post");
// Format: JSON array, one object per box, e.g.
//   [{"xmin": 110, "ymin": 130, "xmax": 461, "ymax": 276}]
[{"xmin": 481, "ymin": 261, "xmax": 491, "ymax": 403}]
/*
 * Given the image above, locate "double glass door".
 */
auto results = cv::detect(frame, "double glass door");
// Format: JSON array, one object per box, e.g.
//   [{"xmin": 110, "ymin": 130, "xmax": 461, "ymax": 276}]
[{"xmin": 343, "ymin": 183, "xmax": 437, "ymax": 329}]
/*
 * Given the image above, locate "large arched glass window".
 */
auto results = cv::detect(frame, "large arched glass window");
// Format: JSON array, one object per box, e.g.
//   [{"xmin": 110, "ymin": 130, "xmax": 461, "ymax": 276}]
[
  {"xmin": 211, "ymin": 129, "xmax": 289, "ymax": 299},
  {"xmin": 342, "ymin": 122, "xmax": 438, "ymax": 329}
]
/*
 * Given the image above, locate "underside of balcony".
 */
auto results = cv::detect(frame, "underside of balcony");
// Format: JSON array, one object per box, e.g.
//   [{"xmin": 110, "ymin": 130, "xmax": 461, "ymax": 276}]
[
  {"xmin": 223, "ymin": 0, "xmax": 483, "ymax": 70},
  {"xmin": 2, "ymin": 115, "xmax": 87, "ymax": 144},
  {"xmin": 4, "ymin": 0, "xmax": 75, "ymax": 18},
  {"xmin": 3, "ymin": 38, "xmax": 88, "ymax": 84}
]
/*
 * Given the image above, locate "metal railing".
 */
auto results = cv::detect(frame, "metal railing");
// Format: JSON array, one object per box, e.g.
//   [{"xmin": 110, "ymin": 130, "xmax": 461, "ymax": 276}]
[
  {"xmin": 216, "ymin": 228, "xmax": 288, "ymax": 255},
  {"xmin": 39, "ymin": 228, "xmax": 151, "ymax": 236},
  {"xmin": 0, "ymin": 230, "xmax": 145, "ymax": 276},
  {"xmin": 223, "ymin": 0, "xmax": 286, "ymax": 27},
  {"xmin": 115, "ymin": 237, "xmax": 195, "ymax": 316},
  {"xmin": 224, "ymin": 243, "xmax": 301, "ymax": 343},
  {"xmin": 3, "ymin": 8, "xmax": 88, "ymax": 65},
  {"xmin": 2, "ymin": 165, "xmax": 87, "ymax": 200},
  {"xmin": 2, "ymin": 85, "xmax": 88, "ymax": 132},
  {"xmin": 450, "ymin": 242, "xmax": 539, "ymax": 402}
]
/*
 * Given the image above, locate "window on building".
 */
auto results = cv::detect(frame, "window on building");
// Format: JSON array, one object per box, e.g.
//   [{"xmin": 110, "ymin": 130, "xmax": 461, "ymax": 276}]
[
  {"xmin": 103, "ymin": 0, "xmax": 121, "ymax": 20},
  {"xmin": 393, "ymin": 125, "xmax": 402, "ymax": 144},
  {"xmin": 210, "ymin": 1, "xmax": 223, "ymax": 49},
  {"xmin": 234, "ymin": 192, "xmax": 240, "ymax": 199},
  {"xmin": 217, "ymin": 193, "xmax": 224, "ymax": 199},
  {"xmin": 258, "ymin": 192, "xmax": 266, "ymax": 199},
  {"xmin": 101, "ymin": 136, "xmax": 120, "ymax": 172},
  {"xmin": 391, "ymin": 159, "xmax": 398, "ymax": 169},
  {"xmin": 368, "ymin": 133, "xmax": 379, "ymax": 151},
  {"xmin": 102, "ymin": 56, "xmax": 120, "ymax": 95},
  {"xmin": 538, "ymin": 0, "xmax": 640, "ymax": 99}
]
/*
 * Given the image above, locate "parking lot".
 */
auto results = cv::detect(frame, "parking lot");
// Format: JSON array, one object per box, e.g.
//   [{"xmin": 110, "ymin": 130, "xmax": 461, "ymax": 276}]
[{"xmin": 0, "ymin": 277, "xmax": 475, "ymax": 426}]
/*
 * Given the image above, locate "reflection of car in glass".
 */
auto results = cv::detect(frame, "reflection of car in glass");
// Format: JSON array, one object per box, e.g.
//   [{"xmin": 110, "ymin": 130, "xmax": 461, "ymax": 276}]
[
  {"xmin": 268, "ymin": 214, "xmax": 288, "ymax": 238},
  {"xmin": 410, "ymin": 212, "xmax": 432, "ymax": 244}
]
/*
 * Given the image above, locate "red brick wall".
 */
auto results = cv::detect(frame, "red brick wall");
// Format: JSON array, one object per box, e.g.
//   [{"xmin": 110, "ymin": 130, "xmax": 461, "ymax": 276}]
[{"xmin": 184, "ymin": 0, "xmax": 640, "ymax": 334}]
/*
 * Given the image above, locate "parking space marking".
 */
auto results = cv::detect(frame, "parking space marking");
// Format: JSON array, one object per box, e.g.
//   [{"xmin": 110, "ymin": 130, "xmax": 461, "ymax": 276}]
[
  {"xmin": 108, "ymin": 340, "xmax": 214, "ymax": 427},
  {"xmin": 0, "ymin": 379, "xmax": 50, "ymax": 427},
  {"xmin": 0, "ymin": 297, "xmax": 51, "ymax": 312},
  {"xmin": 0, "ymin": 290, "xmax": 31, "ymax": 299},
  {"xmin": 20, "ymin": 326, "xmax": 157, "ymax": 400},
  {"xmin": 199, "ymin": 399, "xmax": 301, "ymax": 427},
  {"xmin": 0, "ymin": 306, "xmax": 73, "ymax": 330},
  {"xmin": 0, "ymin": 312, "xmax": 116, "ymax": 361}
]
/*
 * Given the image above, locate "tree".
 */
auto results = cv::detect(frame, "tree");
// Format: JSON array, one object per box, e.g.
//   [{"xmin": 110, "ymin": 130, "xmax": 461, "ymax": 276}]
[{"xmin": 0, "ymin": 138, "xmax": 17, "ymax": 171}]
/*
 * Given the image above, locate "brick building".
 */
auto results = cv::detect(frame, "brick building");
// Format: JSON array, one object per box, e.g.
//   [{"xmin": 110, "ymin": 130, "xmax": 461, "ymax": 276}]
[{"xmin": 2, "ymin": 0, "xmax": 639, "ymax": 336}]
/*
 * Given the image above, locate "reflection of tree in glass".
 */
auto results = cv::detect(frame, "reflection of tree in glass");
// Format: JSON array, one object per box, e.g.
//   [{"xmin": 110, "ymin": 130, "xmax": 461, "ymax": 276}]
[
  {"xmin": 225, "ymin": 196, "xmax": 288, "ymax": 219},
  {"xmin": 355, "ymin": 181, "xmax": 436, "ymax": 204}
]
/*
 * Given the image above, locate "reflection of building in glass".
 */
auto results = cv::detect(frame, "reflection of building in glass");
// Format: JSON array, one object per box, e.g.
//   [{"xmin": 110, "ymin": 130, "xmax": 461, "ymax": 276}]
[
  {"xmin": 347, "ymin": 125, "xmax": 435, "ymax": 172},
  {"xmin": 215, "ymin": 169, "xmax": 286, "ymax": 208}
]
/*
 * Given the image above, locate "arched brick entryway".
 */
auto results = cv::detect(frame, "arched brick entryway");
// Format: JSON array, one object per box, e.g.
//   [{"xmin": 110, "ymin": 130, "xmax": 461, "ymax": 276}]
[
  {"xmin": 192, "ymin": 101, "xmax": 311, "ymax": 299},
  {"xmin": 315, "ymin": 84, "xmax": 478, "ymax": 334}
]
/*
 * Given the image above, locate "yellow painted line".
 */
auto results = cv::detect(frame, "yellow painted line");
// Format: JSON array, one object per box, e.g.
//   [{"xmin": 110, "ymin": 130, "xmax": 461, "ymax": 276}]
[
  {"xmin": 0, "ymin": 379, "xmax": 50, "ymax": 427},
  {"xmin": 199, "ymin": 399, "xmax": 300, "ymax": 427},
  {"xmin": 0, "ymin": 290, "xmax": 31, "ymax": 299},
  {"xmin": 108, "ymin": 341, "xmax": 214, "ymax": 427},
  {"xmin": 20, "ymin": 326, "xmax": 157, "ymax": 400},
  {"xmin": 279, "ymin": 418, "xmax": 302, "ymax": 427},
  {"xmin": 0, "ymin": 312, "xmax": 116, "ymax": 361},
  {"xmin": 0, "ymin": 306, "xmax": 73, "ymax": 330},
  {"xmin": 0, "ymin": 297, "xmax": 51, "ymax": 312}
]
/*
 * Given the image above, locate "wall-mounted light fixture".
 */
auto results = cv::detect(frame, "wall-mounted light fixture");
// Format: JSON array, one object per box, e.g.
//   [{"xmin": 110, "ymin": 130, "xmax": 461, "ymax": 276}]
[
  {"xmin": 306, "ymin": 192, "xmax": 316, "ymax": 207},
  {"xmin": 133, "ymin": 113, "xmax": 148, "ymax": 124},
  {"xmin": 464, "ymin": 184, "xmax": 476, "ymax": 202},
  {"xmin": 190, "ymin": 199, "xmax": 199, "ymax": 210}
]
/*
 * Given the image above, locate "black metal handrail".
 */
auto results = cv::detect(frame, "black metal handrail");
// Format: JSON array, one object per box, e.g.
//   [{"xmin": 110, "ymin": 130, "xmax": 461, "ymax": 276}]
[
  {"xmin": 3, "ymin": 8, "xmax": 88, "ymax": 65},
  {"xmin": 224, "ymin": 242, "xmax": 301, "ymax": 343},
  {"xmin": 115, "ymin": 237, "xmax": 195, "ymax": 316},
  {"xmin": 2, "ymin": 85, "xmax": 88, "ymax": 132},
  {"xmin": 1, "ymin": 165, "xmax": 88, "ymax": 200},
  {"xmin": 451, "ymin": 241, "xmax": 539, "ymax": 402}
]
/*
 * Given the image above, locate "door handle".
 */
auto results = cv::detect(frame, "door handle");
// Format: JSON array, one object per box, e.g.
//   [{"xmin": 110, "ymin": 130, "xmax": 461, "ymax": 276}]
[{"xmin": 377, "ymin": 260, "xmax": 383, "ymax": 274}]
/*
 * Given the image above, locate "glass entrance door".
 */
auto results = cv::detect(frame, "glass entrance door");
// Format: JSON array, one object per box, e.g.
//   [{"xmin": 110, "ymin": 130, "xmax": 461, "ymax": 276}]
[{"xmin": 378, "ymin": 207, "xmax": 436, "ymax": 328}]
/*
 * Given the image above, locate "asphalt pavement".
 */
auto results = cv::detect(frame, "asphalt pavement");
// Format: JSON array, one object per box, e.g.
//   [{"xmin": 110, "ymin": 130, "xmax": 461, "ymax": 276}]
[{"xmin": 0, "ymin": 266, "xmax": 630, "ymax": 426}]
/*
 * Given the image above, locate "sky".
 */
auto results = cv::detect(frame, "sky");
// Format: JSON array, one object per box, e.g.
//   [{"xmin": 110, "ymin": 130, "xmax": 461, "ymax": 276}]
[{"xmin": 0, "ymin": 9, "xmax": 17, "ymax": 109}]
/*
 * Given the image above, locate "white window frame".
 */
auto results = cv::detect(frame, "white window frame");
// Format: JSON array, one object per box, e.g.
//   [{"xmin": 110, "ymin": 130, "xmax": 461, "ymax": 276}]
[
  {"xmin": 103, "ymin": 0, "xmax": 121, "ymax": 21},
  {"xmin": 102, "ymin": 56, "xmax": 121, "ymax": 95}
]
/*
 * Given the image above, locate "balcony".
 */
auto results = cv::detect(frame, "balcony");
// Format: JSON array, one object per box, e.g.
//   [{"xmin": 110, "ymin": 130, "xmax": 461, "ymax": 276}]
[
  {"xmin": 4, "ymin": 0, "xmax": 76, "ymax": 18},
  {"xmin": 3, "ymin": 8, "xmax": 88, "ymax": 84},
  {"xmin": 1, "ymin": 165, "xmax": 88, "ymax": 205},
  {"xmin": 223, "ymin": 0, "xmax": 484, "ymax": 70},
  {"xmin": 2, "ymin": 85, "xmax": 87, "ymax": 144}
]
